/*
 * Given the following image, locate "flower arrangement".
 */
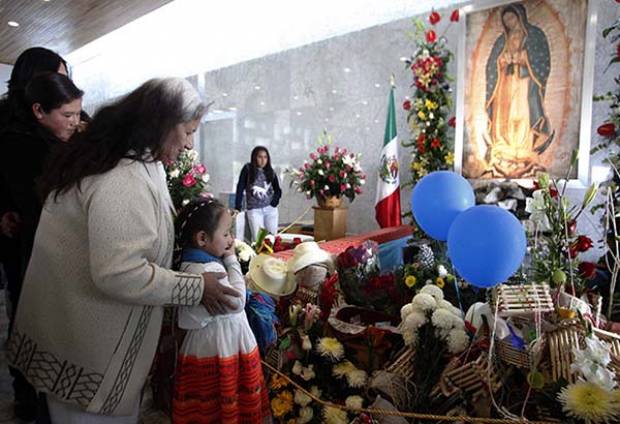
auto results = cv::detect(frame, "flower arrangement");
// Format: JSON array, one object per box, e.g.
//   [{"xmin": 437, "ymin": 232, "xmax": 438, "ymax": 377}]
[
  {"xmin": 287, "ymin": 131, "xmax": 366, "ymax": 203},
  {"xmin": 402, "ymin": 9, "xmax": 459, "ymax": 185},
  {"xmin": 525, "ymin": 171, "xmax": 598, "ymax": 295},
  {"xmin": 166, "ymin": 149, "xmax": 211, "ymax": 210}
]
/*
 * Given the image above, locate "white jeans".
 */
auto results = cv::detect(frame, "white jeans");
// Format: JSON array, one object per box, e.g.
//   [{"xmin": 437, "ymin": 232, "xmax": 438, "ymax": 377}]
[{"xmin": 246, "ymin": 205, "xmax": 279, "ymax": 242}]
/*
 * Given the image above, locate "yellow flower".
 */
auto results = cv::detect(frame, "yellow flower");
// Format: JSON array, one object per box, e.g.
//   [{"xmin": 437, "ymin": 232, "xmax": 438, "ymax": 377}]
[
  {"xmin": 332, "ymin": 360, "xmax": 356, "ymax": 378},
  {"xmin": 425, "ymin": 99, "xmax": 438, "ymax": 110},
  {"xmin": 405, "ymin": 275, "xmax": 417, "ymax": 288},
  {"xmin": 317, "ymin": 337, "xmax": 345, "ymax": 360},
  {"xmin": 417, "ymin": 110, "xmax": 426, "ymax": 120},
  {"xmin": 435, "ymin": 277, "xmax": 445, "ymax": 289},
  {"xmin": 444, "ymin": 152, "xmax": 454, "ymax": 166},
  {"xmin": 269, "ymin": 373, "xmax": 290, "ymax": 390},
  {"xmin": 558, "ymin": 382, "xmax": 620, "ymax": 423},
  {"xmin": 323, "ymin": 406, "xmax": 349, "ymax": 424},
  {"xmin": 271, "ymin": 390, "xmax": 294, "ymax": 418},
  {"xmin": 411, "ymin": 161, "xmax": 423, "ymax": 172}
]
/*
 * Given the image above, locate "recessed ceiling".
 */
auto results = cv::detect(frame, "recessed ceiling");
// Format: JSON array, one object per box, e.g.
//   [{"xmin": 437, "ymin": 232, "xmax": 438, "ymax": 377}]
[{"xmin": 0, "ymin": 0, "xmax": 173, "ymax": 65}]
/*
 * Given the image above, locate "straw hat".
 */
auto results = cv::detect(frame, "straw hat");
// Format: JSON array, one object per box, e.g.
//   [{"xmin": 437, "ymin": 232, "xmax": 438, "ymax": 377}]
[
  {"xmin": 287, "ymin": 241, "xmax": 333, "ymax": 274},
  {"xmin": 248, "ymin": 254, "xmax": 297, "ymax": 298}
]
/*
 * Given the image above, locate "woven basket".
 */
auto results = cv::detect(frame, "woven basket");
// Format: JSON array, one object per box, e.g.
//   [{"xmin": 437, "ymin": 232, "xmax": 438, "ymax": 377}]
[
  {"xmin": 432, "ymin": 353, "xmax": 501, "ymax": 402},
  {"xmin": 385, "ymin": 346, "xmax": 416, "ymax": 381},
  {"xmin": 496, "ymin": 338, "xmax": 533, "ymax": 369},
  {"xmin": 491, "ymin": 283, "xmax": 554, "ymax": 317}
]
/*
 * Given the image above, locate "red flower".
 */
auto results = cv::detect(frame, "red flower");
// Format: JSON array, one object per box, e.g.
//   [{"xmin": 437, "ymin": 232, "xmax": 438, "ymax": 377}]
[
  {"xmin": 417, "ymin": 133, "xmax": 426, "ymax": 153},
  {"xmin": 569, "ymin": 244, "xmax": 579, "ymax": 259},
  {"xmin": 182, "ymin": 174, "xmax": 196, "ymax": 187},
  {"xmin": 293, "ymin": 237, "xmax": 302, "ymax": 245},
  {"xmin": 339, "ymin": 170, "xmax": 346, "ymax": 178},
  {"xmin": 429, "ymin": 11, "xmax": 441, "ymax": 25},
  {"xmin": 403, "ymin": 99, "xmax": 412, "ymax": 110},
  {"xmin": 448, "ymin": 116, "xmax": 456, "ymax": 127},
  {"xmin": 575, "ymin": 235, "xmax": 593, "ymax": 252},
  {"xmin": 579, "ymin": 262, "xmax": 597, "ymax": 279},
  {"xmin": 450, "ymin": 9, "xmax": 460, "ymax": 22},
  {"xmin": 340, "ymin": 184, "xmax": 347, "ymax": 192},
  {"xmin": 354, "ymin": 187, "xmax": 362, "ymax": 194},
  {"xmin": 426, "ymin": 30, "xmax": 437, "ymax": 43},
  {"xmin": 310, "ymin": 152, "xmax": 318, "ymax": 160},
  {"xmin": 598, "ymin": 122, "xmax": 616, "ymax": 137},
  {"xmin": 549, "ymin": 186, "xmax": 558, "ymax": 199},
  {"xmin": 431, "ymin": 138, "xmax": 442, "ymax": 149},
  {"xmin": 328, "ymin": 174, "xmax": 336, "ymax": 183}
]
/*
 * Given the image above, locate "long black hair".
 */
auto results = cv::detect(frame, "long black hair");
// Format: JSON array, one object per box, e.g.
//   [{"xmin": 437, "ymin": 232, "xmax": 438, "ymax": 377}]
[
  {"xmin": 173, "ymin": 198, "xmax": 228, "ymax": 269},
  {"xmin": 248, "ymin": 145, "xmax": 275, "ymax": 185},
  {"xmin": 23, "ymin": 72, "xmax": 83, "ymax": 120},
  {"xmin": 42, "ymin": 78, "xmax": 206, "ymax": 199}
]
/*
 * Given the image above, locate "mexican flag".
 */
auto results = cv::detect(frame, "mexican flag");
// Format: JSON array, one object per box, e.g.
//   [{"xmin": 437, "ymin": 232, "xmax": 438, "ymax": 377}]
[{"xmin": 375, "ymin": 86, "xmax": 402, "ymax": 228}]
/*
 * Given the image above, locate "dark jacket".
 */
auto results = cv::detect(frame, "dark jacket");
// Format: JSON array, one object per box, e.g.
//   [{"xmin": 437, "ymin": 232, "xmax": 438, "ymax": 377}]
[{"xmin": 234, "ymin": 163, "xmax": 281, "ymax": 211}]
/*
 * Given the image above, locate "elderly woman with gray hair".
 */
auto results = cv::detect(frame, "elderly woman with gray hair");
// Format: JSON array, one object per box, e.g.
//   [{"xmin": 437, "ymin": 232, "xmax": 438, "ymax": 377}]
[{"xmin": 7, "ymin": 78, "xmax": 240, "ymax": 423}]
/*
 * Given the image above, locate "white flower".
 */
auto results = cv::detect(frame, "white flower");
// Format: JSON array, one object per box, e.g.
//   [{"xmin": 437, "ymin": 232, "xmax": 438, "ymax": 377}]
[
  {"xmin": 400, "ymin": 303, "xmax": 415, "ymax": 321},
  {"xmin": 317, "ymin": 159, "xmax": 323, "ymax": 165},
  {"xmin": 437, "ymin": 265, "xmax": 448, "ymax": 277},
  {"xmin": 346, "ymin": 369, "xmax": 367, "ymax": 388},
  {"xmin": 310, "ymin": 385, "xmax": 322, "ymax": 398},
  {"xmin": 346, "ymin": 183, "xmax": 351, "ymax": 189},
  {"xmin": 412, "ymin": 293, "xmax": 437, "ymax": 311},
  {"xmin": 403, "ymin": 310, "xmax": 427, "ymax": 331},
  {"xmin": 295, "ymin": 389, "xmax": 312, "ymax": 407},
  {"xmin": 332, "ymin": 361, "xmax": 356, "ymax": 378},
  {"xmin": 306, "ymin": 191, "xmax": 312, "ymax": 196},
  {"xmin": 447, "ymin": 329, "xmax": 470, "ymax": 353},
  {"xmin": 301, "ymin": 364, "xmax": 316, "ymax": 381},
  {"xmin": 299, "ymin": 406, "xmax": 314, "ymax": 423},
  {"xmin": 360, "ymin": 179, "xmax": 365, "ymax": 185},
  {"xmin": 234, "ymin": 239, "xmax": 256, "ymax": 262},
  {"xmin": 323, "ymin": 406, "xmax": 348, "ymax": 424},
  {"xmin": 169, "ymin": 169, "xmax": 180, "ymax": 178},
  {"xmin": 571, "ymin": 335, "xmax": 617, "ymax": 390},
  {"xmin": 182, "ymin": 199, "xmax": 190, "ymax": 206},
  {"xmin": 345, "ymin": 395, "xmax": 364, "ymax": 409},
  {"xmin": 201, "ymin": 174, "xmax": 210, "ymax": 183},
  {"xmin": 301, "ymin": 335, "xmax": 312, "ymax": 351},
  {"xmin": 525, "ymin": 190, "xmax": 551, "ymax": 232},
  {"xmin": 402, "ymin": 328, "xmax": 417, "ymax": 346},
  {"xmin": 188, "ymin": 150, "xmax": 199, "ymax": 161},
  {"xmin": 318, "ymin": 169, "xmax": 325, "ymax": 176},
  {"xmin": 343, "ymin": 154, "xmax": 356, "ymax": 168},
  {"xmin": 432, "ymin": 308, "xmax": 456, "ymax": 330},
  {"xmin": 438, "ymin": 299, "xmax": 463, "ymax": 318},
  {"xmin": 292, "ymin": 360, "xmax": 303, "ymax": 376},
  {"xmin": 420, "ymin": 284, "xmax": 444, "ymax": 301},
  {"xmin": 324, "ymin": 185, "xmax": 330, "ymax": 190},
  {"xmin": 429, "ymin": 112, "xmax": 435, "ymax": 119}
]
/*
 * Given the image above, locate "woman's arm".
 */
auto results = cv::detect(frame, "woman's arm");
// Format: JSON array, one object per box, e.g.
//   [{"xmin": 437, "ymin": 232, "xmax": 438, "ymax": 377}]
[
  {"xmin": 270, "ymin": 172, "xmax": 282, "ymax": 207},
  {"xmin": 235, "ymin": 164, "xmax": 249, "ymax": 211}
]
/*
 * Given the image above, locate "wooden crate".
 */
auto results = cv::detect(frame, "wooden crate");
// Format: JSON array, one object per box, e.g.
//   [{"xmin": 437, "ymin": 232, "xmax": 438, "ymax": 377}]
[{"xmin": 492, "ymin": 283, "xmax": 554, "ymax": 317}]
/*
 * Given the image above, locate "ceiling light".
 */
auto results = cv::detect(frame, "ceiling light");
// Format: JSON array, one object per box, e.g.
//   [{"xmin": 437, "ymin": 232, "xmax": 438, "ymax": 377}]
[
  {"xmin": 254, "ymin": 85, "xmax": 261, "ymax": 90},
  {"xmin": 8, "ymin": 21, "xmax": 19, "ymax": 27},
  {"xmin": 361, "ymin": 100, "xmax": 368, "ymax": 105},
  {"xmin": 293, "ymin": 95, "xmax": 299, "ymax": 100},
  {"xmin": 343, "ymin": 67, "xmax": 351, "ymax": 73},
  {"xmin": 222, "ymin": 92, "xmax": 228, "ymax": 97},
  {"xmin": 374, "ymin": 83, "xmax": 381, "ymax": 88},
  {"xmin": 331, "ymin": 89, "xmax": 337, "ymax": 94},
  {"xmin": 229, "ymin": 106, "xmax": 237, "ymax": 111},
  {"xmin": 260, "ymin": 101, "xmax": 265, "ymax": 106},
  {"xmin": 329, "ymin": 107, "xmax": 334, "ymax": 111},
  {"xmin": 355, "ymin": 114, "xmax": 360, "ymax": 118},
  {"xmin": 296, "ymin": 111, "xmax": 302, "ymax": 116}
]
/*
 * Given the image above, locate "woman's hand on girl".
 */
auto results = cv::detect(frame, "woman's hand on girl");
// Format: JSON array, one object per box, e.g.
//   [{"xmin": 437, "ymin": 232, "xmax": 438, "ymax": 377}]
[{"xmin": 200, "ymin": 271, "xmax": 241, "ymax": 314}]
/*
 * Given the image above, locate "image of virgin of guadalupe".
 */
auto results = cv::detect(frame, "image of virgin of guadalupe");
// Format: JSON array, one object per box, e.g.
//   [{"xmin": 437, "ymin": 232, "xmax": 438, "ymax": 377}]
[{"xmin": 483, "ymin": 3, "xmax": 555, "ymax": 178}]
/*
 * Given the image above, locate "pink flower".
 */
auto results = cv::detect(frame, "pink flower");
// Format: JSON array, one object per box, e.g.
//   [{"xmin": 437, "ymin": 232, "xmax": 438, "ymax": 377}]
[
  {"xmin": 310, "ymin": 153, "xmax": 318, "ymax": 160},
  {"xmin": 340, "ymin": 184, "xmax": 347, "ymax": 192},
  {"xmin": 341, "ymin": 148, "xmax": 347, "ymax": 155},
  {"xmin": 339, "ymin": 170, "xmax": 346, "ymax": 178},
  {"xmin": 310, "ymin": 180, "xmax": 316, "ymax": 187},
  {"xmin": 328, "ymin": 175, "xmax": 336, "ymax": 183},
  {"xmin": 354, "ymin": 187, "xmax": 362, "ymax": 194},
  {"xmin": 193, "ymin": 164, "xmax": 207, "ymax": 175},
  {"xmin": 325, "ymin": 160, "xmax": 331, "ymax": 169},
  {"xmin": 182, "ymin": 174, "xmax": 196, "ymax": 187},
  {"xmin": 304, "ymin": 162, "xmax": 310, "ymax": 169}
]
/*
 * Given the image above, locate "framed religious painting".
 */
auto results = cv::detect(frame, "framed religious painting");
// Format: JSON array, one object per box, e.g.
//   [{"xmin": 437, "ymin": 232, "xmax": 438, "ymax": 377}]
[{"xmin": 454, "ymin": 0, "xmax": 598, "ymax": 186}]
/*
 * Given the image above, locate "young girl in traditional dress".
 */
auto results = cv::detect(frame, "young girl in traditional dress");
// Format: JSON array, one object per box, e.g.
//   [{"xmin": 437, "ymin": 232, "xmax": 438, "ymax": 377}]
[{"xmin": 172, "ymin": 199, "xmax": 271, "ymax": 423}]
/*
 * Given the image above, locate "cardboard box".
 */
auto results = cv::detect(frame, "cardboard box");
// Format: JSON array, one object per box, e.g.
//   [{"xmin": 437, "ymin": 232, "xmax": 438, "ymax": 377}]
[{"xmin": 314, "ymin": 207, "xmax": 347, "ymax": 241}]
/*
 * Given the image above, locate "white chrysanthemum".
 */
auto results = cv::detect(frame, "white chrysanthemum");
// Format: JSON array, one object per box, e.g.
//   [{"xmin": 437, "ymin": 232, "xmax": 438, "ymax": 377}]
[
  {"xmin": 447, "ymin": 329, "xmax": 470, "ymax": 353},
  {"xmin": 169, "ymin": 169, "xmax": 180, "ymax": 178},
  {"xmin": 292, "ymin": 360, "xmax": 303, "ymax": 376},
  {"xmin": 420, "ymin": 284, "xmax": 444, "ymax": 301},
  {"xmin": 323, "ymin": 406, "xmax": 349, "ymax": 424},
  {"xmin": 294, "ymin": 389, "xmax": 312, "ymax": 407},
  {"xmin": 310, "ymin": 385, "xmax": 322, "ymax": 398},
  {"xmin": 332, "ymin": 361, "xmax": 356, "ymax": 378},
  {"xmin": 400, "ymin": 303, "xmax": 415, "ymax": 321},
  {"xmin": 432, "ymin": 308, "xmax": 456, "ymax": 330},
  {"xmin": 402, "ymin": 328, "xmax": 417, "ymax": 346},
  {"xmin": 438, "ymin": 299, "xmax": 463, "ymax": 318},
  {"xmin": 317, "ymin": 337, "xmax": 345, "ymax": 361},
  {"xmin": 301, "ymin": 364, "xmax": 316, "ymax": 381},
  {"xmin": 299, "ymin": 406, "xmax": 314, "ymax": 423},
  {"xmin": 412, "ymin": 293, "xmax": 437, "ymax": 311},
  {"xmin": 403, "ymin": 311, "xmax": 427, "ymax": 331},
  {"xmin": 345, "ymin": 395, "xmax": 364, "ymax": 409},
  {"xmin": 346, "ymin": 369, "xmax": 368, "ymax": 388}
]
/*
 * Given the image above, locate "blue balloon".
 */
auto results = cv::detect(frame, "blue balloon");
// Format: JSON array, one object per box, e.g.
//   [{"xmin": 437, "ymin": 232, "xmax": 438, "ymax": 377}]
[
  {"xmin": 411, "ymin": 171, "xmax": 475, "ymax": 241},
  {"xmin": 447, "ymin": 205, "xmax": 526, "ymax": 288}
]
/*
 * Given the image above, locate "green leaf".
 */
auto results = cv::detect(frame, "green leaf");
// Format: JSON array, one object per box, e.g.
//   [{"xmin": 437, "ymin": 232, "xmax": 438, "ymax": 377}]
[{"xmin": 279, "ymin": 335, "xmax": 291, "ymax": 350}]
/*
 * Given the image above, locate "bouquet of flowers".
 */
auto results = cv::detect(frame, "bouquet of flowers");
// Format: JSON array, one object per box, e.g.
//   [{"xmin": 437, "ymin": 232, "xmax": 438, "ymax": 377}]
[
  {"xmin": 288, "ymin": 131, "xmax": 366, "ymax": 203},
  {"xmin": 402, "ymin": 9, "xmax": 460, "ymax": 184},
  {"xmin": 525, "ymin": 170, "xmax": 598, "ymax": 295},
  {"xmin": 166, "ymin": 149, "xmax": 211, "ymax": 210}
]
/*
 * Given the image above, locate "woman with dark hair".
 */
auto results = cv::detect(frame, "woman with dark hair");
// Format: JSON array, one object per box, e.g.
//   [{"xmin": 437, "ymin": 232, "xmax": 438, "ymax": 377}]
[
  {"xmin": 0, "ymin": 71, "xmax": 82, "ymax": 422},
  {"xmin": 7, "ymin": 77, "xmax": 241, "ymax": 423},
  {"xmin": 234, "ymin": 145, "xmax": 281, "ymax": 241}
]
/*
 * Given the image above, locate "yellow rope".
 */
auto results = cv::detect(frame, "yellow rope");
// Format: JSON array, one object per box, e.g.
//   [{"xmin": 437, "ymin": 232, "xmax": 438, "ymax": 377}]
[{"xmin": 262, "ymin": 361, "xmax": 556, "ymax": 424}]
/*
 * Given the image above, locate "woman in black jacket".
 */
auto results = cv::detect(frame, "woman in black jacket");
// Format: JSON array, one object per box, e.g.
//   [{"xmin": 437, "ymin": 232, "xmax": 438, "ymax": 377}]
[{"xmin": 235, "ymin": 146, "xmax": 281, "ymax": 241}]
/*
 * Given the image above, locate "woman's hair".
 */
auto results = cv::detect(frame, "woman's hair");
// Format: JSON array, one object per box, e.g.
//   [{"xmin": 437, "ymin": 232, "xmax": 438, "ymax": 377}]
[
  {"xmin": 25, "ymin": 72, "xmax": 83, "ymax": 114},
  {"xmin": 42, "ymin": 77, "xmax": 206, "ymax": 199},
  {"xmin": 173, "ymin": 198, "xmax": 228, "ymax": 268},
  {"xmin": 248, "ymin": 145, "xmax": 275, "ymax": 185}
]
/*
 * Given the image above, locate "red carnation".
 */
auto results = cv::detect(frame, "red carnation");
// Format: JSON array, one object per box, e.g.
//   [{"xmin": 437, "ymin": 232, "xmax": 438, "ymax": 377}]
[
  {"xmin": 182, "ymin": 173, "xmax": 196, "ymax": 187},
  {"xmin": 328, "ymin": 174, "xmax": 336, "ymax": 183},
  {"xmin": 426, "ymin": 30, "xmax": 437, "ymax": 43},
  {"xmin": 450, "ymin": 9, "xmax": 460, "ymax": 22},
  {"xmin": 340, "ymin": 184, "xmax": 347, "ymax": 192},
  {"xmin": 598, "ymin": 122, "xmax": 616, "ymax": 137},
  {"xmin": 579, "ymin": 262, "xmax": 597, "ymax": 279},
  {"xmin": 431, "ymin": 138, "xmax": 442, "ymax": 149},
  {"xmin": 429, "ymin": 11, "xmax": 441, "ymax": 25},
  {"xmin": 575, "ymin": 235, "xmax": 593, "ymax": 252},
  {"xmin": 403, "ymin": 99, "xmax": 412, "ymax": 111},
  {"xmin": 568, "ymin": 244, "xmax": 579, "ymax": 259},
  {"xmin": 448, "ymin": 116, "xmax": 456, "ymax": 127}
]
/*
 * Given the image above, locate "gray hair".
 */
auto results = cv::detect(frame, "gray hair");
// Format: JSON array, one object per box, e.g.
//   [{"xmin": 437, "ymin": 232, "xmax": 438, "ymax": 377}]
[{"xmin": 158, "ymin": 77, "xmax": 207, "ymax": 122}]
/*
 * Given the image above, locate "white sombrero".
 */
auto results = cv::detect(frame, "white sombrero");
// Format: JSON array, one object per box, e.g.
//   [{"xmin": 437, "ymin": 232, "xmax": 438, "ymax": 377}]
[
  {"xmin": 287, "ymin": 241, "xmax": 334, "ymax": 274},
  {"xmin": 248, "ymin": 254, "xmax": 297, "ymax": 298}
]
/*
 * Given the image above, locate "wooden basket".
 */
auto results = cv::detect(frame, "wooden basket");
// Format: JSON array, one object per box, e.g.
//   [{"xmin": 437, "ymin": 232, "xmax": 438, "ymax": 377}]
[
  {"xmin": 547, "ymin": 319, "xmax": 620, "ymax": 382},
  {"xmin": 496, "ymin": 337, "xmax": 533, "ymax": 369},
  {"xmin": 432, "ymin": 353, "xmax": 501, "ymax": 401},
  {"xmin": 385, "ymin": 346, "xmax": 416, "ymax": 381},
  {"xmin": 491, "ymin": 283, "xmax": 554, "ymax": 317}
]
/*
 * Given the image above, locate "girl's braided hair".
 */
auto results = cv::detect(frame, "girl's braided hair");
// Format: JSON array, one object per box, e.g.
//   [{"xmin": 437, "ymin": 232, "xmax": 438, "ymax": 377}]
[{"xmin": 173, "ymin": 198, "xmax": 228, "ymax": 270}]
